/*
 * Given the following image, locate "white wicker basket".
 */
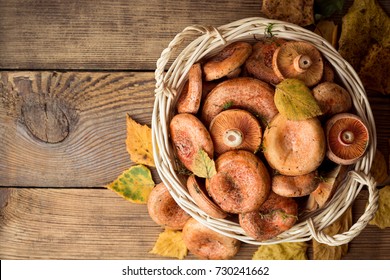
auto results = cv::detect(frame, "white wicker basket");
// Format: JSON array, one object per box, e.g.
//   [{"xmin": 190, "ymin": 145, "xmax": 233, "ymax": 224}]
[{"xmin": 152, "ymin": 17, "xmax": 379, "ymax": 246}]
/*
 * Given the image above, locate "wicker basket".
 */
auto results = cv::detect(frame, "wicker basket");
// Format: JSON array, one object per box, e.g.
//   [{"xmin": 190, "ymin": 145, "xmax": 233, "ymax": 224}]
[{"xmin": 152, "ymin": 17, "xmax": 379, "ymax": 246}]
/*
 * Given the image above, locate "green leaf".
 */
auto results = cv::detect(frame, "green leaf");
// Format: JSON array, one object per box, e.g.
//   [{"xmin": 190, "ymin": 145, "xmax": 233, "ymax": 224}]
[
  {"xmin": 106, "ymin": 165, "xmax": 155, "ymax": 204},
  {"xmin": 314, "ymin": 0, "xmax": 345, "ymax": 20},
  {"xmin": 191, "ymin": 149, "xmax": 216, "ymax": 179},
  {"xmin": 275, "ymin": 79, "xmax": 322, "ymax": 120},
  {"xmin": 252, "ymin": 242, "xmax": 308, "ymax": 260}
]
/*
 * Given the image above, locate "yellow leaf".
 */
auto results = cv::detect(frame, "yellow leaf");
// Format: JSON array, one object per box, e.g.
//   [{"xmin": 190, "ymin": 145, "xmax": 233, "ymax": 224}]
[
  {"xmin": 150, "ymin": 229, "xmax": 188, "ymax": 259},
  {"xmin": 313, "ymin": 207, "xmax": 352, "ymax": 260},
  {"xmin": 370, "ymin": 150, "xmax": 389, "ymax": 185},
  {"xmin": 252, "ymin": 242, "xmax": 308, "ymax": 260},
  {"xmin": 126, "ymin": 114, "xmax": 155, "ymax": 167},
  {"xmin": 275, "ymin": 79, "xmax": 322, "ymax": 121},
  {"xmin": 106, "ymin": 165, "xmax": 155, "ymax": 204},
  {"xmin": 191, "ymin": 149, "xmax": 216, "ymax": 179},
  {"xmin": 369, "ymin": 185, "xmax": 390, "ymax": 229}
]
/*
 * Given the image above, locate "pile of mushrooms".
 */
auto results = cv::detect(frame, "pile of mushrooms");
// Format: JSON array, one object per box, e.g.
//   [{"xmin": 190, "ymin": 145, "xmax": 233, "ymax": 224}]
[{"xmin": 163, "ymin": 39, "xmax": 369, "ymax": 259}]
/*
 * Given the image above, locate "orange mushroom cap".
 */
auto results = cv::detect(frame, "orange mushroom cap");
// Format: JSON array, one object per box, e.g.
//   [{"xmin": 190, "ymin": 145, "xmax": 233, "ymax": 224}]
[
  {"xmin": 203, "ymin": 41, "xmax": 252, "ymax": 81},
  {"xmin": 272, "ymin": 41, "xmax": 324, "ymax": 87}
]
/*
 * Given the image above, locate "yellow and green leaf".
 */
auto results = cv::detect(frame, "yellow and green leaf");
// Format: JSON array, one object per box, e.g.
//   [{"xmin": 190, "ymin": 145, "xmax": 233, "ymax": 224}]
[
  {"xmin": 192, "ymin": 149, "xmax": 216, "ymax": 179},
  {"xmin": 106, "ymin": 164, "xmax": 155, "ymax": 204},
  {"xmin": 275, "ymin": 79, "xmax": 322, "ymax": 121}
]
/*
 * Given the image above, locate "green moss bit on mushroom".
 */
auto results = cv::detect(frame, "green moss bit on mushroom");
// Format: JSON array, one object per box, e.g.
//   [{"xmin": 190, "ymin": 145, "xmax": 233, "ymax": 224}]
[
  {"xmin": 222, "ymin": 100, "xmax": 234, "ymax": 110},
  {"xmin": 265, "ymin": 23, "xmax": 275, "ymax": 38}
]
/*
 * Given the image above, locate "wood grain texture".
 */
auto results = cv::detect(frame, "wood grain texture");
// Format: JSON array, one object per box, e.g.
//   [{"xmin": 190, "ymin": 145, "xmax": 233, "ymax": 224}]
[
  {"xmin": 0, "ymin": 0, "xmax": 262, "ymax": 70},
  {"xmin": 0, "ymin": 188, "xmax": 388, "ymax": 260},
  {"xmin": 0, "ymin": 71, "xmax": 156, "ymax": 187}
]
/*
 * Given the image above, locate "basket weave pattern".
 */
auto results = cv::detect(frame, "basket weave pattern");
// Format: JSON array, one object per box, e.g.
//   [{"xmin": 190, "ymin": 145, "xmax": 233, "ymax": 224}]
[{"xmin": 152, "ymin": 17, "xmax": 379, "ymax": 246}]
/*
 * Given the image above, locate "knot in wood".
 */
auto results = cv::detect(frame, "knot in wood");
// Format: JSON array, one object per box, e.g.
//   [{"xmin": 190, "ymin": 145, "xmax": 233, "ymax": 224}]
[{"xmin": 21, "ymin": 100, "xmax": 70, "ymax": 143}]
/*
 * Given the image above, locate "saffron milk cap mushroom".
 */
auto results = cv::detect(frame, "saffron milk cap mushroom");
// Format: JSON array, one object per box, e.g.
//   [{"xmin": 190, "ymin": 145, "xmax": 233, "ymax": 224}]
[
  {"xmin": 209, "ymin": 109, "xmax": 262, "ymax": 155},
  {"xmin": 169, "ymin": 113, "xmax": 214, "ymax": 173},
  {"xmin": 147, "ymin": 182, "xmax": 191, "ymax": 230},
  {"xmin": 203, "ymin": 41, "xmax": 252, "ymax": 81},
  {"xmin": 312, "ymin": 82, "xmax": 352, "ymax": 117},
  {"xmin": 187, "ymin": 175, "xmax": 227, "ymax": 219},
  {"xmin": 176, "ymin": 63, "xmax": 203, "ymax": 114},
  {"xmin": 182, "ymin": 218, "xmax": 241, "ymax": 260},
  {"xmin": 272, "ymin": 170, "xmax": 320, "ymax": 197},
  {"xmin": 201, "ymin": 77, "xmax": 278, "ymax": 127},
  {"xmin": 244, "ymin": 38, "xmax": 286, "ymax": 85},
  {"xmin": 325, "ymin": 113, "xmax": 370, "ymax": 165},
  {"xmin": 272, "ymin": 41, "xmax": 324, "ymax": 87},
  {"xmin": 207, "ymin": 150, "xmax": 271, "ymax": 214},
  {"xmin": 239, "ymin": 191, "xmax": 298, "ymax": 241},
  {"xmin": 262, "ymin": 113, "xmax": 326, "ymax": 176}
]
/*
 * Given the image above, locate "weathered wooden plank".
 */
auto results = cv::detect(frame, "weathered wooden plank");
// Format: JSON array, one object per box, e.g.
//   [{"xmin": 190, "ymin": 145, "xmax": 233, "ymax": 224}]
[
  {"xmin": 1, "ymin": 188, "xmax": 388, "ymax": 260},
  {"xmin": 0, "ymin": 71, "xmax": 156, "ymax": 187},
  {"xmin": 0, "ymin": 0, "xmax": 263, "ymax": 70},
  {"xmin": 4, "ymin": 0, "xmax": 388, "ymax": 70}
]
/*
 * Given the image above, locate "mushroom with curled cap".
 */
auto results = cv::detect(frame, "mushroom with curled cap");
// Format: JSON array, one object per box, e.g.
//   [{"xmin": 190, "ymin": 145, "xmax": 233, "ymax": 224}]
[
  {"xmin": 203, "ymin": 41, "xmax": 252, "ymax": 81},
  {"xmin": 272, "ymin": 41, "xmax": 324, "ymax": 87},
  {"xmin": 325, "ymin": 113, "xmax": 370, "ymax": 165},
  {"xmin": 209, "ymin": 109, "xmax": 262, "ymax": 155}
]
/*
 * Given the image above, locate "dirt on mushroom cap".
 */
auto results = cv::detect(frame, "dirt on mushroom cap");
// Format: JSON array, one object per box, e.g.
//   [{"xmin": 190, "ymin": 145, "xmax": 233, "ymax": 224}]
[
  {"xmin": 239, "ymin": 191, "xmax": 298, "ymax": 241},
  {"xmin": 169, "ymin": 113, "xmax": 214, "ymax": 173},
  {"xmin": 207, "ymin": 150, "xmax": 271, "ymax": 214}
]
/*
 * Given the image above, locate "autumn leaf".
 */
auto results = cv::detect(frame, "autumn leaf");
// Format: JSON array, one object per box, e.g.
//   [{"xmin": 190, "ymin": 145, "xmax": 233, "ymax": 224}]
[
  {"xmin": 370, "ymin": 150, "xmax": 388, "ymax": 185},
  {"xmin": 106, "ymin": 165, "xmax": 155, "ymax": 204},
  {"xmin": 314, "ymin": 20, "xmax": 338, "ymax": 48},
  {"xmin": 150, "ymin": 229, "xmax": 188, "ymax": 259},
  {"xmin": 126, "ymin": 114, "xmax": 155, "ymax": 167},
  {"xmin": 312, "ymin": 207, "xmax": 352, "ymax": 260},
  {"xmin": 252, "ymin": 242, "xmax": 308, "ymax": 260},
  {"xmin": 338, "ymin": 0, "xmax": 390, "ymax": 94},
  {"xmin": 369, "ymin": 185, "xmax": 390, "ymax": 229},
  {"xmin": 191, "ymin": 149, "xmax": 216, "ymax": 179},
  {"xmin": 275, "ymin": 79, "xmax": 322, "ymax": 120}
]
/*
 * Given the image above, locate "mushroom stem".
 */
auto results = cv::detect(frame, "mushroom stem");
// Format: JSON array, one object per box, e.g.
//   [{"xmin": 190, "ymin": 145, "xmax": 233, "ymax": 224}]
[
  {"xmin": 223, "ymin": 129, "xmax": 243, "ymax": 147},
  {"xmin": 293, "ymin": 54, "xmax": 312, "ymax": 73},
  {"xmin": 340, "ymin": 130, "xmax": 355, "ymax": 145}
]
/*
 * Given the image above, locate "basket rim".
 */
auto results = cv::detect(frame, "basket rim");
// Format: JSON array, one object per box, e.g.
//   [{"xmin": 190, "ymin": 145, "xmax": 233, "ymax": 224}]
[{"xmin": 152, "ymin": 17, "xmax": 378, "ymax": 246}]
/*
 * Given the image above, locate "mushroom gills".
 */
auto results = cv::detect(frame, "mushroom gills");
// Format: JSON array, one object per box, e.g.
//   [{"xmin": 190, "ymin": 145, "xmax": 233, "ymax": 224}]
[{"xmin": 326, "ymin": 113, "xmax": 369, "ymax": 165}]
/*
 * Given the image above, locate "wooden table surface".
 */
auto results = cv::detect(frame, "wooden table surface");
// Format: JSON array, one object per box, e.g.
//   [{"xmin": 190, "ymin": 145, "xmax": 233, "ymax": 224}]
[{"xmin": 1, "ymin": 0, "xmax": 389, "ymax": 260}]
